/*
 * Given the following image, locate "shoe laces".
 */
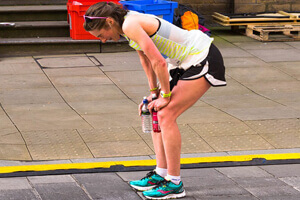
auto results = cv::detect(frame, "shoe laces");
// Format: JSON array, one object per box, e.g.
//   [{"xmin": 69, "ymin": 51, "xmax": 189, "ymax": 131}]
[
  {"xmin": 153, "ymin": 179, "xmax": 170, "ymax": 189},
  {"xmin": 141, "ymin": 171, "xmax": 156, "ymax": 180}
]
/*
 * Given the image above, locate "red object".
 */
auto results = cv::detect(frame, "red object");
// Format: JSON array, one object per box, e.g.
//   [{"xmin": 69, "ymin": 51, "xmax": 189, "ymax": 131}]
[
  {"xmin": 67, "ymin": 0, "xmax": 120, "ymax": 40},
  {"xmin": 152, "ymin": 110, "xmax": 161, "ymax": 133}
]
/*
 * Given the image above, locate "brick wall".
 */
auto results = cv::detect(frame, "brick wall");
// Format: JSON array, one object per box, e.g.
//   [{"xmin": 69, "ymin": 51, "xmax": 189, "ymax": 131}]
[
  {"xmin": 173, "ymin": 0, "xmax": 234, "ymax": 25},
  {"xmin": 234, "ymin": 0, "xmax": 300, "ymax": 14}
]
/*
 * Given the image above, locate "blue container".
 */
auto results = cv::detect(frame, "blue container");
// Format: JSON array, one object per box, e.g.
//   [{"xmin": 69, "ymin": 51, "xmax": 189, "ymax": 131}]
[{"xmin": 119, "ymin": 0, "xmax": 178, "ymax": 23}]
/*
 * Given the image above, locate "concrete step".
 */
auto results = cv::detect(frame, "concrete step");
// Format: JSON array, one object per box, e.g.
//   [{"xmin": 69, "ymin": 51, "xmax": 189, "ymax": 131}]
[
  {"xmin": 0, "ymin": 0, "xmax": 67, "ymax": 6},
  {"xmin": 0, "ymin": 5, "xmax": 67, "ymax": 21},
  {"xmin": 0, "ymin": 21, "xmax": 70, "ymax": 38},
  {"xmin": 0, "ymin": 37, "xmax": 132, "ymax": 57}
]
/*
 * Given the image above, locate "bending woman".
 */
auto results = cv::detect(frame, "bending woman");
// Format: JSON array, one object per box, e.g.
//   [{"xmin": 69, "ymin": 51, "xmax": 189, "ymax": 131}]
[{"xmin": 84, "ymin": 2, "xmax": 226, "ymax": 199}]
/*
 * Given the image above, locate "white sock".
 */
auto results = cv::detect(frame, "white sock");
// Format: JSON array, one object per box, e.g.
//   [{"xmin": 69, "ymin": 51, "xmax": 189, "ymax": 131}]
[
  {"xmin": 166, "ymin": 174, "xmax": 181, "ymax": 185},
  {"xmin": 155, "ymin": 167, "xmax": 167, "ymax": 178}
]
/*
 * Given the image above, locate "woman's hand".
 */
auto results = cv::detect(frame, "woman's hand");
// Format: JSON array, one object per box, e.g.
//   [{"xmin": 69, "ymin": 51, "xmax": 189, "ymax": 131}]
[
  {"xmin": 148, "ymin": 96, "xmax": 170, "ymax": 112},
  {"xmin": 138, "ymin": 94, "xmax": 153, "ymax": 116}
]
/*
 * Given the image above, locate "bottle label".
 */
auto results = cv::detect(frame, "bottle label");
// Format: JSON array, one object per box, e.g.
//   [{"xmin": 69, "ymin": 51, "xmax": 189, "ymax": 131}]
[{"xmin": 152, "ymin": 111, "xmax": 161, "ymax": 133}]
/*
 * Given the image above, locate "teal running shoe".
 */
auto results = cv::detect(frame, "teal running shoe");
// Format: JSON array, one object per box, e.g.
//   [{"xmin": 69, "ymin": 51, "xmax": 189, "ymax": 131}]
[
  {"xmin": 129, "ymin": 171, "xmax": 165, "ymax": 191},
  {"xmin": 143, "ymin": 179, "xmax": 186, "ymax": 199}
]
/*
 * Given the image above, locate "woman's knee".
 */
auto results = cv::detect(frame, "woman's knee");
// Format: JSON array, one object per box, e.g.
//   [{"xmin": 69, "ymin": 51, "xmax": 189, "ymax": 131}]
[{"xmin": 157, "ymin": 108, "xmax": 177, "ymax": 127}]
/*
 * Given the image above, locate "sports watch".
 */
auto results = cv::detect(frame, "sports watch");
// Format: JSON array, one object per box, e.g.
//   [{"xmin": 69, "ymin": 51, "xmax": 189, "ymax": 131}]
[{"xmin": 160, "ymin": 91, "xmax": 172, "ymax": 98}]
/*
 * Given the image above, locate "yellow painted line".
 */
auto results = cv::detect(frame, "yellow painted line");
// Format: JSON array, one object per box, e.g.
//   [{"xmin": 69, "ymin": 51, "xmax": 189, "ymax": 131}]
[{"xmin": 0, "ymin": 153, "xmax": 299, "ymax": 174}]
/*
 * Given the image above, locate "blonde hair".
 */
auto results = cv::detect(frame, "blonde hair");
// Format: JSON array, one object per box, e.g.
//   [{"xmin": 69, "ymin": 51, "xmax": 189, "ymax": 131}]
[{"xmin": 83, "ymin": 2, "xmax": 128, "ymax": 31}]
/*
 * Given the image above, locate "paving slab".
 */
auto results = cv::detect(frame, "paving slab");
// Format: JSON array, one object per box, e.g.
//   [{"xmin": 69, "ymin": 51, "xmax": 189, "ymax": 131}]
[
  {"xmin": 247, "ymin": 49, "xmax": 300, "ymax": 62},
  {"xmin": 27, "ymin": 142, "xmax": 93, "ymax": 160},
  {"xmin": 285, "ymin": 41, "xmax": 300, "ymax": 49},
  {"xmin": 233, "ymin": 41, "xmax": 294, "ymax": 50},
  {"xmin": 189, "ymin": 121, "xmax": 257, "ymax": 138},
  {"xmin": 177, "ymin": 106, "xmax": 239, "ymax": 124},
  {"xmin": 78, "ymin": 127, "xmax": 142, "ymax": 143},
  {"xmin": 36, "ymin": 55, "xmax": 98, "ymax": 68},
  {"xmin": 0, "ymin": 177, "xmax": 32, "ymax": 190},
  {"xmin": 245, "ymin": 185, "xmax": 300, "ymax": 197},
  {"xmin": 224, "ymin": 57, "xmax": 271, "ymax": 68},
  {"xmin": 0, "ymin": 88, "xmax": 64, "ymax": 105},
  {"xmin": 82, "ymin": 112, "xmax": 141, "ymax": 129},
  {"xmin": 202, "ymin": 93, "xmax": 281, "ymax": 109},
  {"xmin": 0, "ymin": 189, "xmax": 39, "ymax": 200},
  {"xmin": 69, "ymin": 99, "xmax": 137, "ymax": 115},
  {"xmin": 48, "ymin": 75, "xmax": 113, "ymax": 87},
  {"xmin": 226, "ymin": 66, "xmax": 294, "ymax": 84},
  {"xmin": 218, "ymin": 47, "xmax": 254, "ymax": 58},
  {"xmin": 224, "ymin": 103, "xmax": 300, "ymax": 120},
  {"xmin": 217, "ymin": 166, "xmax": 273, "ymax": 178},
  {"xmin": 43, "ymin": 66, "xmax": 104, "ymax": 77},
  {"xmin": 86, "ymin": 140, "xmax": 154, "ymax": 158},
  {"xmin": 0, "ymin": 74, "xmax": 52, "ymax": 90},
  {"xmin": 0, "ymin": 144, "xmax": 31, "ymax": 160},
  {"xmin": 270, "ymin": 61, "xmax": 300, "ymax": 80},
  {"xmin": 280, "ymin": 177, "xmax": 300, "ymax": 191},
  {"xmin": 211, "ymin": 36, "xmax": 236, "ymax": 48},
  {"xmin": 0, "ymin": 62, "xmax": 43, "ymax": 75},
  {"xmin": 214, "ymin": 31, "xmax": 257, "ymax": 43},
  {"xmin": 245, "ymin": 119, "xmax": 300, "ymax": 134},
  {"xmin": 57, "ymin": 85, "xmax": 128, "ymax": 102},
  {"xmin": 105, "ymin": 71, "xmax": 148, "ymax": 86},
  {"xmin": 5, "ymin": 103, "xmax": 92, "ymax": 131},
  {"xmin": 0, "ymin": 56, "xmax": 35, "ymax": 64},
  {"xmin": 0, "ymin": 108, "xmax": 18, "ymax": 133},
  {"xmin": 33, "ymin": 183, "xmax": 91, "ymax": 200},
  {"xmin": 73, "ymin": 173, "xmax": 141, "ymax": 200},
  {"xmin": 203, "ymin": 134, "xmax": 274, "ymax": 152},
  {"xmin": 187, "ymin": 185, "xmax": 249, "ymax": 196},
  {"xmin": 243, "ymin": 80, "xmax": 300, "ymax": 95},
  {"xmin": 28, "ymin": 175, "xmax": 75, "ymax": 184},
  {"xmin": 260, "ymin": 164, "xmax": 300, "ymax": 177},
  {"xmin": 88, "ymin": 51, "xmax": 141, "ymax": 70},
  {"xmin": 0, "ymin": 131, "xmax": 25, "ymax": 145},
  {"xmin": 233, "ymin": 177, "xmax": 288, "ymax": 188},
  {"xmin": 194, "ymin": 195, "xmax": 257, "ymax": 200},
  {"xmin": 22, "ymin": 129, "xmax": 84, "ymax": 145},
  {"xmin": 202, "ymin": 78, "xmax": 252, "ymax": 97}
]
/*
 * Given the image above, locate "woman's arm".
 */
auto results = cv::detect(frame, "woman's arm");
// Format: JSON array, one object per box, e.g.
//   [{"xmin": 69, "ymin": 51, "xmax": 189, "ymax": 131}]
[
  {"xmin": 123, "ymin": 15, "xmax": 171, "ymax": 110},
  {"xmin": 136, "ymin": 50, "xmax": 158, "ymax": 96}
]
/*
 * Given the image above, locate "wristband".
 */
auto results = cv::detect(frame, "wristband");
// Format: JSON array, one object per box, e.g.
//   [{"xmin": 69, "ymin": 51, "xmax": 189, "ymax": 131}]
[
  {"xmin": 160, "ymin": 91, "xmax": 172, "ymax": 98},
  {"xmin": 150, "ymin": 87, "xmax": 158, "ymax": 92}
]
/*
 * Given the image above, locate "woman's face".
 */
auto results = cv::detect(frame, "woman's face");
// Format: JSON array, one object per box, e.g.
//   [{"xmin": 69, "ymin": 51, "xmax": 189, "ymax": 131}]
[{"xmin": 89, "ymin": 19, "xmax": 121, "ymax": 43}]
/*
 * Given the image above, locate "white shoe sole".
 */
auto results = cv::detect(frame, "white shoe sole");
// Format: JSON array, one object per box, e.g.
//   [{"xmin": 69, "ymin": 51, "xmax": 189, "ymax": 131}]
[
  {"xmin": 130, "ymin": 184, "xmax": 156, "ymax": 191},
  {"xmin": 144, "ymin": 190, "xmax": 186, "ymax": 199}
]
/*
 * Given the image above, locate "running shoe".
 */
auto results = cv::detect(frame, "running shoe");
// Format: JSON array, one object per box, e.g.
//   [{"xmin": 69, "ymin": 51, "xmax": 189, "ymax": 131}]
[
  {"xmin": 143, "ymin": 179, "xmax": 186, "ymax": 199},
  {"xmin": 129, "ymin": 170, "xmax": 165, "ymax": 191}
]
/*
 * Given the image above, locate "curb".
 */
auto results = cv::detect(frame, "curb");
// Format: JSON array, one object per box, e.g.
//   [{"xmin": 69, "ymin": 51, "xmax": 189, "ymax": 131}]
[{"xmin": 0, "ymin": 153, "xmax": 299, "ymax": 178}]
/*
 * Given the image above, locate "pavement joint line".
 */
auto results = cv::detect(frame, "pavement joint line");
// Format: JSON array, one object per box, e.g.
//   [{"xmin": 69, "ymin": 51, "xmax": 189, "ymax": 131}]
[{"xmin": 0, "ymin": 153, "xmax": 299, "ymax": 175}]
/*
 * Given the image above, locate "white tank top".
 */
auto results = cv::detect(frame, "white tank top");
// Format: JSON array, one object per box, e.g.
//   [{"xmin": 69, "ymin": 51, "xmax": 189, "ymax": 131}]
[{"xmin": 123, "ymin": 11, "xmax": 214, "ymax": 70}]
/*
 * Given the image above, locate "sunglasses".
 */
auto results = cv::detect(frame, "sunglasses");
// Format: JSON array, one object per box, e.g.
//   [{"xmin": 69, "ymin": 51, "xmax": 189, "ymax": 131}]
[{"xmin": 83, "ymin": 15, "xmax": 107, "ymax": 23}]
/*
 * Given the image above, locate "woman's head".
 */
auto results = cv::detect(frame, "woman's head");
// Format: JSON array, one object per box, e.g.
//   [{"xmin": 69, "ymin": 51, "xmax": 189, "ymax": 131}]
[{"xmin": 83, "ymin": 2, "xmax": 128, "ymax": 32}]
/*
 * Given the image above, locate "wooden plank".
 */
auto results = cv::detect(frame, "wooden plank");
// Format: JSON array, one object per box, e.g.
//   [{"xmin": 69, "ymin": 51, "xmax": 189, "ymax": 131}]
[
  {"xmin": 278, "ymin": 11, "xmax": 297, "ymax": 19},
  {"xmin": 213, "ymin": 19, "xmax": 300, "ymax": 26},
  {"xmin": 246, "ymin": 24, "xmax": 300, "ymax": 41},
  {"xmin": 213, "ymin": 12, "xmax": 230, "ymax": 21}
]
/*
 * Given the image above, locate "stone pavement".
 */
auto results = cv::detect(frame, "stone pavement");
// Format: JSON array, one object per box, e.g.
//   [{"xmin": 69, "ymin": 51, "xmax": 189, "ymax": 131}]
[
  {"xmin": 0, "ymin": 27, "xmax": 299, "ymax": 161},
  {"xmin": 0, "ymin": 164, "xmax": 300, "ymax": 199},
  {"xmin": 0, "ymin": 26, "xmax": 300, "ymax": 199}
]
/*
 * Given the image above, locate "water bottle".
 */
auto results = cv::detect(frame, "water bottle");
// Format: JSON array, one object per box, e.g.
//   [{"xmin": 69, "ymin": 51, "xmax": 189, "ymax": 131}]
[
  {"xmin": 152, "ymin": 94, "xmax": 161, "ymax": 133},
  {"xmin": 141, "ymin": 96, "xmax": 152, "ymax": 133}
]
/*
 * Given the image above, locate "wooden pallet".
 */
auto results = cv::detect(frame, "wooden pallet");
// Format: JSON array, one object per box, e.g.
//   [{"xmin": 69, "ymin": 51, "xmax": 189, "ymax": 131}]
[
  {"xmin": 246, "ymin": 25, "xmax": 300, "ymax": 41},
  {"xmin": 213, "ymin": 11, "xmax": 300, "ymax": 26}
]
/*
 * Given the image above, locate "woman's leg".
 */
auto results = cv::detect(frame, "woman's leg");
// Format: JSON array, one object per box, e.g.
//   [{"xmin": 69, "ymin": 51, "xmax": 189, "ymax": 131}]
[
  {"xmin": 158, "ymin": 77, "xmax": 211, "ymax": 176},
  {"xmin": 152, "ymin": 132, "xmax": 167, "ymax": 169}
]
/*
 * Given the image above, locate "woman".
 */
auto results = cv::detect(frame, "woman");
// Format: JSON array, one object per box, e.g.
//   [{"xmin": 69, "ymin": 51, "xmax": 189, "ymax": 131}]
[{"xmin": 84, "ymin": 2, "xmax": 226, "ymax": 199}]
